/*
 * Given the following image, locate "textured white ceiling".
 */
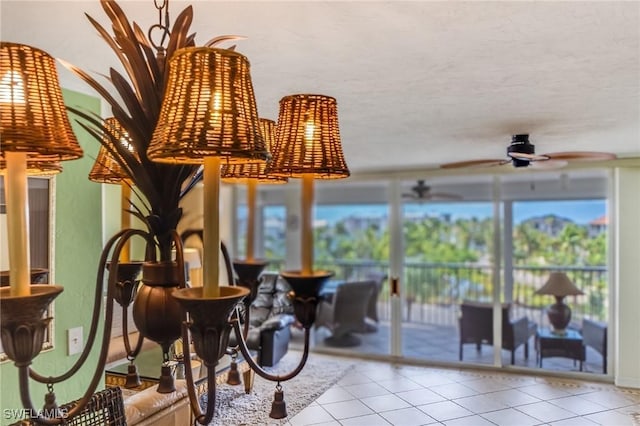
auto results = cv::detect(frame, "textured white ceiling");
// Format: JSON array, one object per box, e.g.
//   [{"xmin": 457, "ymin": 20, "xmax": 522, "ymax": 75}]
[{"xmin": 2, "ymin": 1, "xmax": 639, "ymax": 176}]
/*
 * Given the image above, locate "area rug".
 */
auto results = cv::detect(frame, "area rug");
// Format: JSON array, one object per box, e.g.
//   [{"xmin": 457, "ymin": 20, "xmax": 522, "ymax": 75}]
[{"xmin": 203, "ymin": 351, "xmax": 354, "ymax": 425}]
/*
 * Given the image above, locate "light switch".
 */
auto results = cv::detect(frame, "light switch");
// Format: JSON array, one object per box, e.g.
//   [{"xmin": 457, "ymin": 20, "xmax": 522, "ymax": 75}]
[{"xmin": 67, "ymin": 326, "xmax": 83, "ymax": 355}]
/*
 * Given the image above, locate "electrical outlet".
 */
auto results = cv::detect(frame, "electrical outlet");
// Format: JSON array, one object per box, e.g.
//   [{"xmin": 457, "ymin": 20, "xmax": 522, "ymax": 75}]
[{"xmin": 67, "ymin": 326, "xmax": 83, "ymax": 355}]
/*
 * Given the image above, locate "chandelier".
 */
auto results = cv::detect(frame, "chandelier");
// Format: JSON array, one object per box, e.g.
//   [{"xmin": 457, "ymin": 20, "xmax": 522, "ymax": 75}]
[{"xmin": 0, "ymin": 0, "xmax": 349, "ymax": 424}]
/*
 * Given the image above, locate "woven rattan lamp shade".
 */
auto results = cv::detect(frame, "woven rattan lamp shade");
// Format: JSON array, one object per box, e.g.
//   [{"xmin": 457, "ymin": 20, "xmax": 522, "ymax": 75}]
[
  {"xmin": 221, "ymin": 118, "xmax": 287, "ymax": 184},
  {"xmin": 0, "ymin": 158, "xmax": 62, "ymax": 175},
  {"xmin": 89, "ymin": 118, "xmax": 133, "ymax": 183},
  {"xmin": 0, "ymin": 42, "xmax": 83, "ymax": 164},
  {"xmin": 148, "ymin": 47, "xmax": 268, "ymax": 164},
  {"xmin": 268, "ymin": 94, "xmax": 349, "ymax": 179},
  {"xmin": 89, "ymin": 145, "xmax": 128, "ymax": 184}
]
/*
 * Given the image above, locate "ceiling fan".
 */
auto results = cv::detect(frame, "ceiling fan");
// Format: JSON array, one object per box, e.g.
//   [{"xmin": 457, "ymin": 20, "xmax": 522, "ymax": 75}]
[
  {"xmin": 402, "ymin": 180, "xmax": 462, "ymax": 201},
  {"xmin": 441, "ymin": 134, "xmax": 617, "ymax": 169}
]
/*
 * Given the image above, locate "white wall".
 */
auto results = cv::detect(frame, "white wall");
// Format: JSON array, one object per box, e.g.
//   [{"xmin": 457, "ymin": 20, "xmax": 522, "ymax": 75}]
[{"xmin": 614, "ymin": 167, "xmax": 640, "ymax": 388}]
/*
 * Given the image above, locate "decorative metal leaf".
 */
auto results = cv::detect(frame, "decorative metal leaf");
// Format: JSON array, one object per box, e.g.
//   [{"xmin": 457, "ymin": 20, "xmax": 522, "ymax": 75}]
[
  {"xmin": 69, "ymin": 0, "xmax": 221, "ymax": 260},
  {"xmin": 110, "ymin": 68, "xmax": 154, "ymax": 137},
  {"xmin": 164, "ymin": 5, "xmax": 194, "ymax": 75},
  {"xmin": 59, "ymin": 59, "xmax": 128, "ymax": 120},
  {"xmin": 132, "ymin": 22, "xmax": 162, "ymax": 89},
  {"xmin": 84, "ymin": 14, "xmax": 142, "ymax": 100},
  {"xmin": 205, "ymin": 35, "xmax": 247, "ymax": 47},
  {"xmin": 98, "ymin": 1, "xmax": 161, "ymax": 114}
]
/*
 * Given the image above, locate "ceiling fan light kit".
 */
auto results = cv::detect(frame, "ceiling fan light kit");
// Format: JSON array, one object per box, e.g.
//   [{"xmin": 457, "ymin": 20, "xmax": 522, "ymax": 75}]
[{"xmin": 507, "ymin": 134, "xmax": 549, "ymax": 167}]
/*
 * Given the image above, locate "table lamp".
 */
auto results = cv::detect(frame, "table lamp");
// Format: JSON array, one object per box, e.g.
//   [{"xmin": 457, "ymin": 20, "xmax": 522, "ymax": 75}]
[{"xmin": 536, "ymin": 272, "xmax": 584, "ymax": 334}]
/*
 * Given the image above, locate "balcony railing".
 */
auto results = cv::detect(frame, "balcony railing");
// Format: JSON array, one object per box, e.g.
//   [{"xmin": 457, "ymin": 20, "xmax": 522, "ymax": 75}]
[{"xmin": 266, "ymin": 259, "xmax": 607, "ymax": 328}]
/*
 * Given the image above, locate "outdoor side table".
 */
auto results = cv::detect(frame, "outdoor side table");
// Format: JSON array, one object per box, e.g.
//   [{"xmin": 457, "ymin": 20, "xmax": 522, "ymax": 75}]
[{"xmin": 536, "ymin": 328, "xmax": 585, "ymax": 371}]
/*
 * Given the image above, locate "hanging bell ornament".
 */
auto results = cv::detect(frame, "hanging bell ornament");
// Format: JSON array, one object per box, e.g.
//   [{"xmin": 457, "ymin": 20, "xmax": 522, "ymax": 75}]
[
  {"xmin": 125, "ymin": 363, "xmax": 142, "ymax": 388},
  {"xmin": 226, "ymin": 359, "xmax": 241, "ymax": 385},
  {"xmin": 269, "ymin": 384, "xmax": 287, "ymax": 419},
  {"xmin": 157, "ymin": 365, "xmax": 176, "ymax": 393},
  {"xmin": 42, "ymin": 385, "xmax": 61, "ymax": 418}
]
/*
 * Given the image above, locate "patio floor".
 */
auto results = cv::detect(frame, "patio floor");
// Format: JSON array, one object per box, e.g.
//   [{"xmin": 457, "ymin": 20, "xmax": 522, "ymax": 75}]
[{"xmin": 291, "ymin": 321, "xmax": 607, "ymax": 377}]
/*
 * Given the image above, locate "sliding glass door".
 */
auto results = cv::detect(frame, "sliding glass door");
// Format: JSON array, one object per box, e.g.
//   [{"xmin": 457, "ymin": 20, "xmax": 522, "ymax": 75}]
[
  {"xmin": 247, "ymin": 169, "xmax": 611, "ymax": 375},
  {"xmin": 400, "ymin": 178, "xmax": 497, "ymax": 365}
]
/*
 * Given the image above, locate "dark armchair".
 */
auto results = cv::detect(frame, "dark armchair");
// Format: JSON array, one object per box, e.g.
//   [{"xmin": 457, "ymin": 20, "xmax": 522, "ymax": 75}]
[
  {"xmin": 459, "ymin": 300, "xmax": 537, "ymax": 364},
  {"xmin": 582, "ymin": 318, "xmax": 607, "ymax": 374},
  {"xmin": 315, "ymin": 280, "xmax": 375, "ymax": 347},
  {"xmin": 230, "ymin": 272, "xmax": 295, "ymax": 367},
  {"xmin": 361, "ymin": 272, "xmax": 388, "ymax": 332}
]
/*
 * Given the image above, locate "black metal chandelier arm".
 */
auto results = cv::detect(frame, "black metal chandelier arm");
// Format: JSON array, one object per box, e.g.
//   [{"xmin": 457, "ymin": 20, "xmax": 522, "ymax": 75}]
[
  {"xmin": 119, "ymin": 230, "xmax": 157, "ymax": 359},
  {"xmin": 224, "ymin": 307, "xmax": 250, "ymax": 360},
  {"xmin": 122, "ymin": 304, "xmax": 145, "ymax": 359},
  {"xmin": 18, "ymin": 367, "xmax": 63, "ymax": 425},
  {"xmin": 180, "ymin": 322, "xmax": 217, "ymax": 425},
  {"xmin": 28, "ymin": 228, "xmax": 149, "ymax": 384},
  {"xmin": 20, "ymin": 232, "xmax": 126, "ymax": 424},
  {"xmin": 170, "ymin": 229, "xmax": 187, "ymax": 289},
  {"xmin": 243, "ymin": 308, "xmax": 251, "ymax": 338},
  {"xmin": 230, "ymin": 317, "xmax": 311, "ymax": 382},
  {"xmin": 221, "ymin": 241, "xmax": 235, "ymax": 286}
]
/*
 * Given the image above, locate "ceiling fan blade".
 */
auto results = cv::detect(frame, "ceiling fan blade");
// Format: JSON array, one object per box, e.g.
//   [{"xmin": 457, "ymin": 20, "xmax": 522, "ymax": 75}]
[
  {"xmin": 440, "ymin": 159, "xmax": 508, "ymax": 169},
  {"xmin": 508, "ymin": 152, "xmax": 549, "ymax": 161},
  {"xmin": 545, "ymin": 151, "xmax": 617, "ymax": 161},
  {"xmin": 529, "ymin": 159, "xmax": 569, "ymax": 169},
  {"xmin": 428, "ymin": 192, "xmax": 463, "ymax": 200}
]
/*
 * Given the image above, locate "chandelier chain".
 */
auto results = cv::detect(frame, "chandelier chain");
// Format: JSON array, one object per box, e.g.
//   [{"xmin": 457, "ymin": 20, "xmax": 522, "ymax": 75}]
[{"xmin": 149, "ymin": 0, "xmax": 171, "ymax": 51}]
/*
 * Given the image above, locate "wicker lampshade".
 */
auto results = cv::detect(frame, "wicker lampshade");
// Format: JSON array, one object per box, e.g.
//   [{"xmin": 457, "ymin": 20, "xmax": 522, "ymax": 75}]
[
  {"xmin": 536, "ymin": 272, "xmax": 584, "ymax": 297},
  {"xmin": 89, "ymin": 145, "xmax": 128, "ymax": 184},
  {"xmin": 0, "ymin": 158, "xmax": 62, "ymax": 176},
  {"xmin": 0, "ymin": 42, "xmax": 83, "ymax": 164},
  {"xmin": 267, "ymin": 94, "xmax": 350, "ymax": 179},
  {"xmin": 89, "ymin": 118, "xmax": 133, "ymax": 183},
  {"xmin": 148, "ymin": 47, "xmax": 268, "ymax": 164},
  {"xmin": 221, "ymin": 119, "xmax": 287, "ymax": 184}
]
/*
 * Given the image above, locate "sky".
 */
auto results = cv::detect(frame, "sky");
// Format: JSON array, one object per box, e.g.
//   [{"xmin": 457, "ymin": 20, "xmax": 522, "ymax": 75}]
[
  {"xmin": 313, "ymin": 200, "xmax": 606, "ymax": 225},
  {"xmin": 247, "ymin": 199, "xmax": 607, "ymax": 226}
]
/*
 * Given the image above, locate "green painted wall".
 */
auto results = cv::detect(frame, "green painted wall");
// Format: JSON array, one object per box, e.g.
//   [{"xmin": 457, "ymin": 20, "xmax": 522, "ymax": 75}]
[{"xmin": 0, "ymin": 89, "xmax": 103, "ymax": 424}]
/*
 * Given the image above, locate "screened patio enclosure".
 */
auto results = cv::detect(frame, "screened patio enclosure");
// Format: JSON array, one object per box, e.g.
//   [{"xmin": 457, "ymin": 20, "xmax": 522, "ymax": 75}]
[{"xmin": 229, "ymin": 168, "xmax": 610, "ymax": 376}]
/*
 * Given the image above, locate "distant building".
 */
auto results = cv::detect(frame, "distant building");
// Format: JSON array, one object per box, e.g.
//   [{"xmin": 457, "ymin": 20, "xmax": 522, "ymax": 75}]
[
  {"xmin": 521, "ymin": 214, "xmax": 573, "ymax": 237},
  {"xmin": 588, "ymin": 215, "xmax": 608, "ymax": 237},
  {"xmin": 342, "ymin": 215, "xmax": 386, "ymax": 233}
]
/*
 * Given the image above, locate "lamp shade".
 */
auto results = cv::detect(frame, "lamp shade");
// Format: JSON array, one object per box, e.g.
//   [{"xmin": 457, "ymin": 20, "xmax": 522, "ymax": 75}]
[
  {"xmin": 267, "ymin": 94, "xmax": 350, "ymax": 179},
  {"xmin": 89, "ymin": 145, "xmax": 128, "ymax": 184},
  {"xmin": 536, "ymin": 272, "xmax": 584, "ymax": 297},
  {"xmin": 89, "ymin": 118, "xmax": 133, "ymax": 184},
  {"xmin": 221, "ymin": 118, "xmax": 287, "ymax": 184},
  {"xmin": 0, "ymin": 42, "xmax": 83, "ymax": 164},
  {"xmin": 0, "ymin": 159, "xmax": 61, "ymax": 175},
  {"xmin": 148, "ymin": 47, "xmax": 268, "ymax": 164}
]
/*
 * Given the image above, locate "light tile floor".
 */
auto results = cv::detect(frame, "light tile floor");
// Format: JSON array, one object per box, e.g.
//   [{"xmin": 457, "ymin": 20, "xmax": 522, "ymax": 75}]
[{"xmin": 286, "ymin": 356, "xmax": 640, "ymax": 426}]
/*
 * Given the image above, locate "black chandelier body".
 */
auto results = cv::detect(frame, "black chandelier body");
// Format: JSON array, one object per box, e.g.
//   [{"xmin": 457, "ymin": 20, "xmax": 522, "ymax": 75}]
[{"xmin": 0, "ymin": 223, "xmax": 328, "ymax": 424}]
